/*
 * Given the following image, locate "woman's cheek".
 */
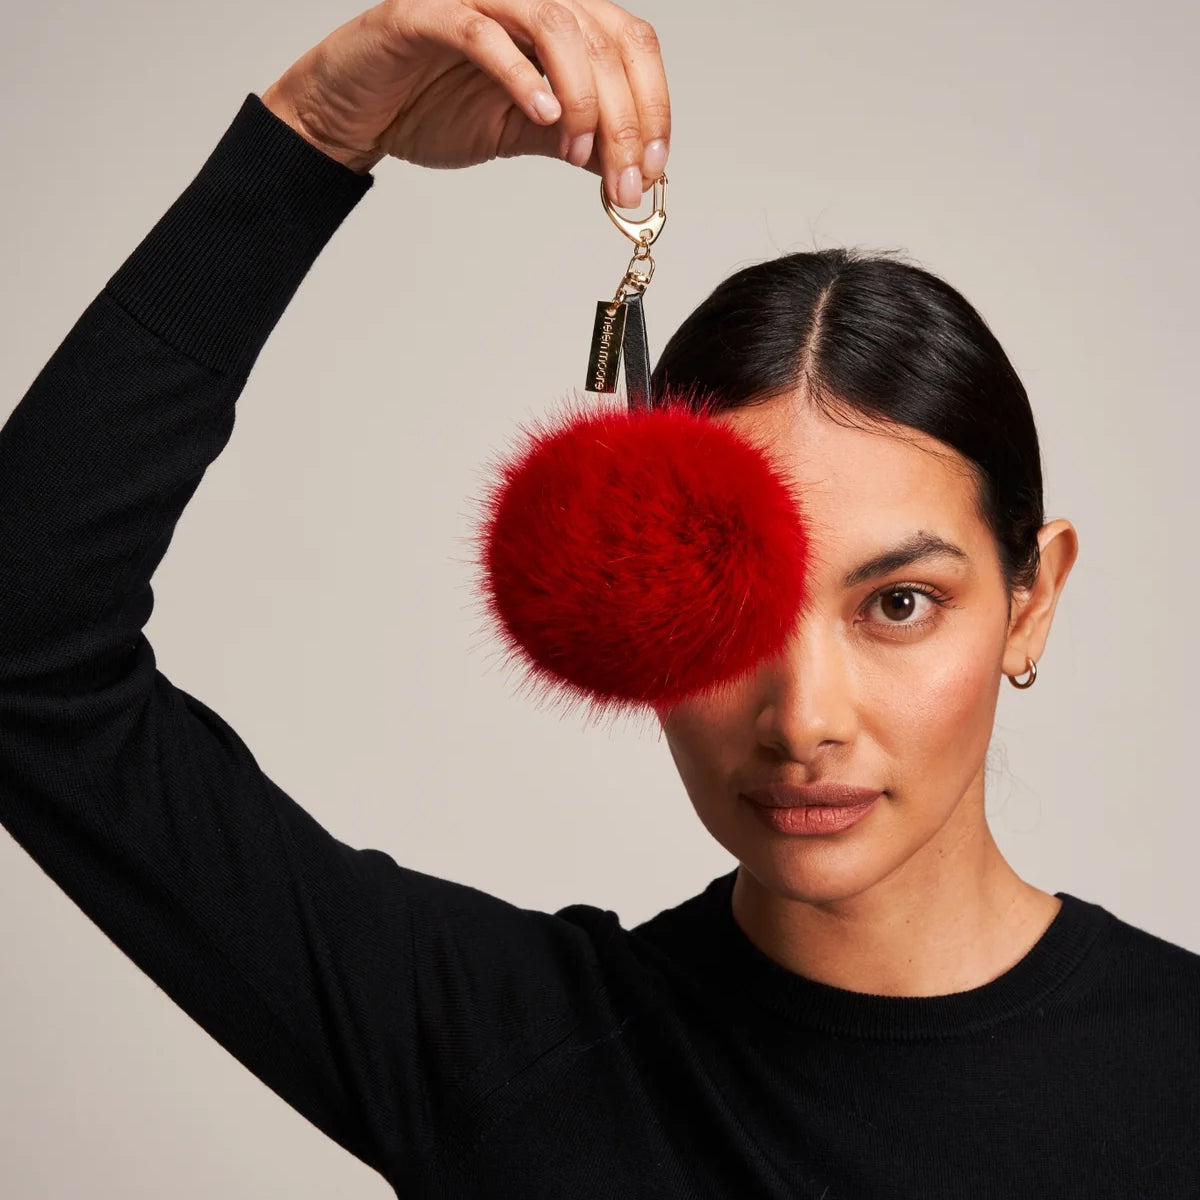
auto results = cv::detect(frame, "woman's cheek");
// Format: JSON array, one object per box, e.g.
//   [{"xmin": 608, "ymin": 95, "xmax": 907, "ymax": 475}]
[{"xmin": 878, "ymin": 628, "xmax": 1000, "ymax": 771}]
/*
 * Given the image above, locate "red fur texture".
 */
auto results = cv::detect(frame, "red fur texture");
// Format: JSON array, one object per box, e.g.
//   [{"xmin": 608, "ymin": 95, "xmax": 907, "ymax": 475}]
[{"xmin": 465, "ymin": 388, "xmax": 810, "ymax": 726}]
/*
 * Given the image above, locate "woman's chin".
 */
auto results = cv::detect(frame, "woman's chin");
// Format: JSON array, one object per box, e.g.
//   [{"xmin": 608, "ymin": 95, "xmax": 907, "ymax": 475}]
[
  {"xmin": 742, "ymin": 854, "xmax": 889, "ymax": 907},
  {"xmin": 728, "ymin": 809, "xmax": 899, "ymax": 904}
]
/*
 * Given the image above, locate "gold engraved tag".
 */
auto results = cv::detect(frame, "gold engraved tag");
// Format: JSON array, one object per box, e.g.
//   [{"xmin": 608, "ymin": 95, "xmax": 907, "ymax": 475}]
[{"xmin": 585, "ymin": 301, "xmax": 628, "ymax": 393}]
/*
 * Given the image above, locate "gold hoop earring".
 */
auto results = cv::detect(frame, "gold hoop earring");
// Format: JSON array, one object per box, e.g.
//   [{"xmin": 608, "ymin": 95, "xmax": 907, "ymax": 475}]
[{"xmin": 1008, "ymin": 656, "xmax": 1037, "ymax": 689}]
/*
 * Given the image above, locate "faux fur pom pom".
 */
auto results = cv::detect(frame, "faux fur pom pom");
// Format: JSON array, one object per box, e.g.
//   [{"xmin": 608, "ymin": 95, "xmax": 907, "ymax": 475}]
[{"xmin": 466, "ymin": 389, "xmax": 810, "ymax": 726}]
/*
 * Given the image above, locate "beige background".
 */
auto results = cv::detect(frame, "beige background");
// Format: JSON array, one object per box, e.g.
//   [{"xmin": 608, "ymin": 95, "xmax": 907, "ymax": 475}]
[{"xmin": 2, "ymin": 0, "xmax": 1197, "ymax": 1194}]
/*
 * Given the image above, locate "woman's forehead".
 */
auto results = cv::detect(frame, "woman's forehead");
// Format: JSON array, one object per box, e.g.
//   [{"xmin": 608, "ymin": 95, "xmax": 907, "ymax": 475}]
[{"xmin": 714, "ymin": 397, "xmax": 986, "ymax": 561}]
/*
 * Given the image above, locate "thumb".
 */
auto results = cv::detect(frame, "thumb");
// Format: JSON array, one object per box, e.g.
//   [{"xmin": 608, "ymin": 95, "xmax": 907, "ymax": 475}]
[{"xmin": 502, "ymin": 115, "xmax": 598, "ymax": 172}]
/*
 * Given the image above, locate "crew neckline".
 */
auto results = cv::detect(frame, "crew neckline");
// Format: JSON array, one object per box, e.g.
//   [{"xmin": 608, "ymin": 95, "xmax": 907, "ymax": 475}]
[{"xmin": 680, "ymin": 869, "xmax": 1111, "ymax": 1041}]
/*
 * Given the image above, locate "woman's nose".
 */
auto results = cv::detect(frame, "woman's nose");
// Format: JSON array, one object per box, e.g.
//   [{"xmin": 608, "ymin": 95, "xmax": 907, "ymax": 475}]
[{"xmin": 753, "ymin": 623, "xmax": 857, "ymax": 763}]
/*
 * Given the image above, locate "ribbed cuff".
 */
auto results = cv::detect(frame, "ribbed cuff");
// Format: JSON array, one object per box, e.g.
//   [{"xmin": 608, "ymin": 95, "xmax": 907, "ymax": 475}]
[{"xmin": 104, "ymin": 92, "xmax": 375, "ymax": 374}]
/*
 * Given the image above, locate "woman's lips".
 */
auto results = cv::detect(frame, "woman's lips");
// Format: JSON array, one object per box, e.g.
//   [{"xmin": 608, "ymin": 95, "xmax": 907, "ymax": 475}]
[
  {"xmin": 741, "ymin": 782, "xmax": 882, "ymax": 808},
  {"xmin": 740, "ymin": 782, "xmax": 882, "ymax": 836}
]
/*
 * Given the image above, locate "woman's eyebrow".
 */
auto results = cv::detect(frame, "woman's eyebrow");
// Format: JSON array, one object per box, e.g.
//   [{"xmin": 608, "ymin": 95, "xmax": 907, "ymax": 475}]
[{"xmin": 841, "ymin": 532, "xmax": 969, "ymax": 588}]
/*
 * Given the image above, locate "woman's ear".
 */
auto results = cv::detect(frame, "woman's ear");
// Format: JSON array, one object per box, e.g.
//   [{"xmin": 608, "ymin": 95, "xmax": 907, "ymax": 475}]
[{"xmin": 1002, "ymin": 518, "xmax": 1079, "ymax": 677}]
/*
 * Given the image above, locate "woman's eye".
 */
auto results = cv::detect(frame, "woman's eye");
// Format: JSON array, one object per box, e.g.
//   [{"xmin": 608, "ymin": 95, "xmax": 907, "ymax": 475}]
[{"xmin": 863, "ymin": 586, "xmax": 939, "ymax": 626}]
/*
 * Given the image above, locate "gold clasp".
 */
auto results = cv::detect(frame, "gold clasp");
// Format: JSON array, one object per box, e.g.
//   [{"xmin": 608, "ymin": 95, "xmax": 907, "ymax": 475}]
[
  {"xmin": 600, "ymin": 173, "xmax": 666, "ymax": 315},
  {"xmin": 606, "ymin": 243, "xmax": 657, "ymax": 314},
  {"xmin": 600, "ymin": 173, "xmax": 667, "ymax": 247}
]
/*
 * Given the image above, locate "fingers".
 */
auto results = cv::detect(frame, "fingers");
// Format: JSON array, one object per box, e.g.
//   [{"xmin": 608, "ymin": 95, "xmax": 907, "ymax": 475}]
[
  {"xmin": 551, "ymin": 1, "xmax": 671, "ymax": 205},
  {"xmin": 575, "ymin": 13, "xmax": 649, "ymax": 207},
  {"xmin": 496, "ymin": 4, "xmax": 602, "ymax": 170},
  {"xmin": 611, "ymin": 12, "xmax": 670, "ymax": 186},
  {"xmin": 562, "ymin": 0, "xmax": 671, "ymax": 199},
  {"xmin": 459, "ymin": 0, "xmax": 670, "ymax": 204},
  {"xmin": 438, "ymin": 3, "xmax": 569, "ymax": 128}
]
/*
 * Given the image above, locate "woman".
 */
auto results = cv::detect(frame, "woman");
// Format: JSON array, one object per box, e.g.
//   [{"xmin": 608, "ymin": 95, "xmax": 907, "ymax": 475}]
[{"xmin": 0, "ymin": 1, "xmax": 1196, "ymax": 1196}]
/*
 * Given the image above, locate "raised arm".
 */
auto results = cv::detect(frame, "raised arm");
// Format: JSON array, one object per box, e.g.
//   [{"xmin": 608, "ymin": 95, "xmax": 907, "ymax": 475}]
[{"xmin": 0, "ymin": 2, "xmax": 670, "ymax": 1187}]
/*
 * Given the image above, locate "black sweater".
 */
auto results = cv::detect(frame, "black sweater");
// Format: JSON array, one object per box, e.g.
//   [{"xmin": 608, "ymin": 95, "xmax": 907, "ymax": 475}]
[{"xmin": 2, "ymin": 93, "xmax": 1198, "ymax": 1200}]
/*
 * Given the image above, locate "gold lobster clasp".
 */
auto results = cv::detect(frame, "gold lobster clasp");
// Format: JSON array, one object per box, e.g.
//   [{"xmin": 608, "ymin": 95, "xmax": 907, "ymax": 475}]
[{"xmin": 600, "ymin": 173, "xmax": 667, "ymax": 247}]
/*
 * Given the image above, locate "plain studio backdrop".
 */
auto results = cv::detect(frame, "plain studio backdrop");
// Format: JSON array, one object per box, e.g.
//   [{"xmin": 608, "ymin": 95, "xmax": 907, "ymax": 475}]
[{"xmin": 1, "ymin": 0, "xmax": 1197, "ymax": 1194}]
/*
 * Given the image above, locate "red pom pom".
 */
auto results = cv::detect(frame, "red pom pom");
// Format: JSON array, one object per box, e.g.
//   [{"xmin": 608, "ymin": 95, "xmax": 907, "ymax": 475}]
[{"xmin": 465, "ymin": 388, "xmax": 810, "ymax": 726}]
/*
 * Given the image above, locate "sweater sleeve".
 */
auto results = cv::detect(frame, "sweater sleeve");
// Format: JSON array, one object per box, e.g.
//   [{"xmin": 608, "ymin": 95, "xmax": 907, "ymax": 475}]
[{"xmin": 0, "ymin": 94, "xmax": 620, "ymax": 1187}]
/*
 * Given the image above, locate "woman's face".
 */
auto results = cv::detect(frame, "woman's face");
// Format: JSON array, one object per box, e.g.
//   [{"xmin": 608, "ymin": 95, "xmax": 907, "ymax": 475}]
[{"xmin": 657, "ymin": 393, "xmax": 1017, "ymax": 904}]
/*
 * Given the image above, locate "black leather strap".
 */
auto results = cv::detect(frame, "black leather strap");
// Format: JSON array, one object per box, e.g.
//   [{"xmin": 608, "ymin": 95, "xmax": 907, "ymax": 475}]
[{"xmin": 622, "ymin": 292, "xmax": 652, "ymax": 411}]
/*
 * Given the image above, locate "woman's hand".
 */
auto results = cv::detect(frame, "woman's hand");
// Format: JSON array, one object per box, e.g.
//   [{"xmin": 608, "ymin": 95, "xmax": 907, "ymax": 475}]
[{"xmin": 260, "ymin": 0, "xmax": 670, "ymax": 208}]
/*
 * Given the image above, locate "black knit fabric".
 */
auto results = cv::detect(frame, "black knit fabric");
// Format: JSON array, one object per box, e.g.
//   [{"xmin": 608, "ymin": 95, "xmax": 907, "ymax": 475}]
[{"xmin": 2, "ymin": 93, "xmax": 1198, "ymax": 1199}]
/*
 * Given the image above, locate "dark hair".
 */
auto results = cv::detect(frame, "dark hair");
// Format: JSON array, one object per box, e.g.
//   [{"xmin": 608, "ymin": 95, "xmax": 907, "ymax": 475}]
[{"xmin": 649, "ymin": 248, "xmax": 1044, "ymax": 596}]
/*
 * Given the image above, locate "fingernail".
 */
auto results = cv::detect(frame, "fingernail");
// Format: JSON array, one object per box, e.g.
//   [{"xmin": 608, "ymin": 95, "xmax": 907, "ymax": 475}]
[
  {"xmin": 566, "ymin": 132, "xmax": 594, "ymax": 167},
  {"xmin": 618, "ymin": 165, "xmax": 642, "ymax": 208},
  {"xmin": 644, "ymin": 139, "xmax": 668, "ymax": 177},
  {"xmin": 531, "ymin": 89, "xmax": 561, "ymax": 122}
]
